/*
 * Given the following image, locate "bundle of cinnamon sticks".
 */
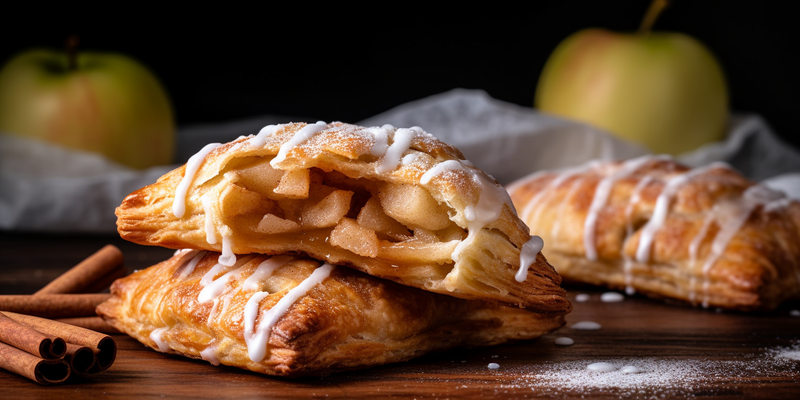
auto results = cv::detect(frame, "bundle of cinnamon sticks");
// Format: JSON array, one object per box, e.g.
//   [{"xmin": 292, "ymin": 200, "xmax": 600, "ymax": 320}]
[{"xmin": 0, "ymin": 245, "xmax": 126, "ymax": 385}]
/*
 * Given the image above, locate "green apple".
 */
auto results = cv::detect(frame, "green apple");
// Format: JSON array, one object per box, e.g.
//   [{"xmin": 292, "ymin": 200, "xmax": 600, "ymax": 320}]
[
  {"xmin": 534, "ymin": 2, "xmax": 728, "ymax": 155},
  {"xmin": 0, "ymin": 41, "xmax": 175, "ymax": 169}
]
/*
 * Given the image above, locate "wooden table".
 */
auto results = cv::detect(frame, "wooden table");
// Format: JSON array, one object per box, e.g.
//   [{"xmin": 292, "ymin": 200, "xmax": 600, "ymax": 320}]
[{"xmin": 2, "ymin": 231, "xmax": 800, "ymax": 399}]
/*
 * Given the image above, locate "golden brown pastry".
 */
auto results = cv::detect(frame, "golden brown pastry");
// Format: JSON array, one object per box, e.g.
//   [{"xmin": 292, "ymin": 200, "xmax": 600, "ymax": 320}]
[
  {"xmin": 507, "ymin": 155, "xmax": 800, "ymax": 311},
  {"xmin": 96, "ymin": 250, "xmax": 564, "ymax": 377},
  {"xmin": 115, "ymin": 121, "xmax": 570, "ymax": 314}
]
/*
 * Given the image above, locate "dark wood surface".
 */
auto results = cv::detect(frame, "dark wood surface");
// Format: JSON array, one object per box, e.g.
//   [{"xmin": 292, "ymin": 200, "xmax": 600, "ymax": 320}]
[{"xmin": 1, "ymin": 231, "xmax": 799, "ymax": 399}]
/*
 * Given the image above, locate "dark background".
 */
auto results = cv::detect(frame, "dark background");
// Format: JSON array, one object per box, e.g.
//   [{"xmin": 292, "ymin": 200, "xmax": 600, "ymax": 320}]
[{"xmin": 1, "ymin": 1, "xmax": 798, "ymax": 149}]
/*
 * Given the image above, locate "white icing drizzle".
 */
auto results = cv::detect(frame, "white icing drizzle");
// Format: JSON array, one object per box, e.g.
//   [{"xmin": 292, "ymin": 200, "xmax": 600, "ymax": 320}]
[
  {"xmin": 516, "ymin": 235, "xmax": 544, "ymax": 282},
  {"xmin": 177, "ymin": 250, "xmax": 208, "ymax": 279},
  {"xmin": 201, "ymin": 194, "xmax": 217, "ymax": 245},
  {"xmin": 199, "ymin": 262, "xmax": 230, "ymax": 288},
  {"xmin": 583, "ymin": 155, "xmax": 657, "ymax": 261},
  {"xmin": 687, "ymin": 211, "xmax": 715, "ymax": 303},
  {"xmin": 206, "ymin": 298, "xmax": 222, "ymax": 328},
  {"xmin": 635, "ymin": 162, "xmax": 728, "ymax": 263},
  {"xmin": 218, "ymin": 234, "xmax": 236, "ymax": 266},
  {"xmin": 244, "ymin": 263, "xmax": 335, "ymax": 362},
  {"xmin": 621, "ymin": 175, "xmax": 653, "ymax": 295},
  {"xmin": 363, "ymin": 125, "xmax": 392, "ymax": 157},
  {"xmin": 173, "ymin": 142, "xmax": 222, "ymax": 218},
  {"xmin": 450, "ymin": 171, "xmax": 510, "ymax": 264},
  {"xmin": 417, "ymin": 159, "xmax": 514, "ymax": 291},
  {"xmin": 376, "ymin": 127, "xmax": 422, "ymax": 174},
  {"xmin": 173, "ymin": 248, "xmax": 191, "ymax": 256},
  {"xmin": 200, "ymin": 341, "xmax": 220, "ymax": 366},
  {"xmin": 248, "ymin": 124, "xmax": 280, "ymax": 148},
  {"xmin": 401, "ymin": 153, "xmax": 419, "ymax": 165},
  {"xmin": 420, "ymin": 159, "xmax": 467, "ymax": 184},
  {"xmin": 242, "ymin": 255, "xmax": 295, "ymax": 291},
  {"xmin": 243, "ymin": 291, "xmax": 269, "ymax": 358},
  {"xmin": 270, "ymin": 121, "xmax": 327, "ymax": 166},
  {"xmin": 197, "ymin": 264, "xmax": 246, "ymax": 304},
  {"xmin": 198, "ymin": 260, "xmax": 250, "ymax": 327},
  {"xmin": 149, "ymin": 327, "xmax": 170, "ymax": 352}
]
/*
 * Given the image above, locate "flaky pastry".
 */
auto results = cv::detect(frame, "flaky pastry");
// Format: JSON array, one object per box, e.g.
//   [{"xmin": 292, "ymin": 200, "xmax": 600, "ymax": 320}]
[
  {"xmin": 96, "ymin": 250, "xmax": 564, "ymax": 377},
  {"xmin": 507, "ymin": 155, "xmax": 800, "ymax": 311},
  {"xmin": 115, "ymin": 121, "xmax": 570, "ymax": 313}
]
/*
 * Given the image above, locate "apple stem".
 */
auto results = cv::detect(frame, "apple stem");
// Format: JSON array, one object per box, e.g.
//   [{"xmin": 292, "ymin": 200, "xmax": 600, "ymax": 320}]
[
  {"xmin": 638, "ymin": 0, "xmax": 669, "ymax": 35},
  {"xmin": 66, "ymin": 35, "xmax": 79, "ymax": 70}
]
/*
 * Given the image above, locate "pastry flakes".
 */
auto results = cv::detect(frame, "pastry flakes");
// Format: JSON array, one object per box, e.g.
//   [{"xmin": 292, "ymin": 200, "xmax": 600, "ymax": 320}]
[
  {"xmin": 507, "ymin": 156, "xmax": 800, "ymax": 311},
  {"xmin": 115, "ymin": 122, "xmax": 570, "ymax": 314},
  {"xmin": 96, "ymin": 250, "xmax": 565, "ymax": 377}
]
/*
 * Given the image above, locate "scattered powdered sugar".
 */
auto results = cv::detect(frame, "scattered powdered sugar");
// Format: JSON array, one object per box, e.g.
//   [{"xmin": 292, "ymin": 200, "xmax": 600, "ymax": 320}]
[
  {"xmin": 574, "ymin": 293, "xmax": 590, "ymax": 302},
  {"xmin": 494, "ymin": 344, "xmax": 800, "ymax": 398},
  {"xmin": 571, "ymin": 321, "xmax": 602, "ymax": 330},
  {"xmin": 777, "ymin": 350, "xmax": 800, "ymax": 360},
  {"xmin": 600, "ymin": 292, "xmax": 625, "ymax": 302}
]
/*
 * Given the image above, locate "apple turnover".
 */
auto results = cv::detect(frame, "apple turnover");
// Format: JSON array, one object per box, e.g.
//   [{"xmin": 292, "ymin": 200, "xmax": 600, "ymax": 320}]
[
  {"xmin": 96, "ymin": 250, "xmax": 565, "ymax": 377},
  {"xmin": 507, "ymin": 155, "xmax": 800, "ymax": 311},
  {"xmin": 115, "ymin": 121, "xmax": 570, "ymax": 314}
]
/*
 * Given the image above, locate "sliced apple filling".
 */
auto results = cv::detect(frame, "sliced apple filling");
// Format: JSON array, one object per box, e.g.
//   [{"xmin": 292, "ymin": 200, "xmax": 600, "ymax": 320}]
[{"xmin": 212, "ymin": 157, "xmax": 465, "ymax": 269}]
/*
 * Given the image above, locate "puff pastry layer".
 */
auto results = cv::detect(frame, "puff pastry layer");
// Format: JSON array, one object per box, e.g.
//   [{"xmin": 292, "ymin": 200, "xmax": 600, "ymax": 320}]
[
  {"xmin": 507, "ymin": 156, "xmax": 800, "ymax": 311},
  {"xmin": 96, "ymin": 250, "xmax": 564, "ymax": 377},
  {"xmin": 115, "ymin": 121, "xmax": 570, "ymax": 314}
]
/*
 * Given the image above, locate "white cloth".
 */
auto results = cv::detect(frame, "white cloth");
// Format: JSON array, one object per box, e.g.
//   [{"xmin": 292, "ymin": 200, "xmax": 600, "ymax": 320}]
[{"xmin": 2, "ymin": 88, "xmax": 799, "ymax": 232}]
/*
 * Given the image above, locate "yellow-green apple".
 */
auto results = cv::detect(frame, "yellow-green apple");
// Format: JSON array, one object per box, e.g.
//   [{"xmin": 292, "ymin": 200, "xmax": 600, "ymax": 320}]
[
  {"xmin": 534, "ymin": 1, "xmax": 728, "ymax": 155},
  {"xmin": 0, "ymin": 40, "xmax": 175, "ymax": 169}
]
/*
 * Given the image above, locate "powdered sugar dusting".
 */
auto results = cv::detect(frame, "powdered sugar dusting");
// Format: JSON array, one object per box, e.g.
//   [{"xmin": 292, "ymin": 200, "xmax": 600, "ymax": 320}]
[
  {"xmin": 586, "ymin": 362, "xmax": 617, "ymax": 372},
  {"xmin": 492, "ymin": 345, "xmax": 800, "ymax": 399},
  {"xmin": 777, "ymin": 350, "xmax": 800, "ymax": 361}
]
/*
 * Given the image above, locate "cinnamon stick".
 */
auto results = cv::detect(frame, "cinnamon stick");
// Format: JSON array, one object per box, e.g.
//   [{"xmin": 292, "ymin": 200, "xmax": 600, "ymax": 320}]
[
  {"xmin": 3, "ymin": 312, "xmax": 117, "ymax": 373},
  {"xmin": 35, "ymin": 245, "xmax": 124, "ymax": 295},
  {"xmin": 0, "ymin": 342, "xmax": 70, "ymax": 385},
  {"xmin": 56, "ymin": 316, "xmax": 121, "ymax": 335},
  {"xmin": 0, "ymin": 294, "xmax": 111, "ymax": 318},
  {"xmin": 65, "ymin": 343, "xmax": 95, "ymax": 374},
  {"xmin": 0, "ymin": 313, "xmax": 66, "ymax": 359}
]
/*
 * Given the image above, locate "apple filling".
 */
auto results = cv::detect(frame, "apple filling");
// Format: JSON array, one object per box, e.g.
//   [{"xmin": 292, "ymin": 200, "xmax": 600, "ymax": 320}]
[{"xmin": 211, "ymin": 156, "xmax": 465, "ymax": 280}]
